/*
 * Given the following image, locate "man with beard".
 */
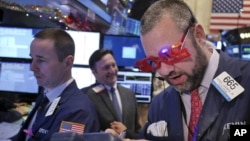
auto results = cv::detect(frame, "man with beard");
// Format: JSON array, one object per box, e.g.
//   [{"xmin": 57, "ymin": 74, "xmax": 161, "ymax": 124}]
[
  {"xmin": 135, "ymin": 0, "xmax": 250, "ymax": 141},
  {"xmin": 81, "ymin": 49, "xmax": 141, "ymax": 139}
]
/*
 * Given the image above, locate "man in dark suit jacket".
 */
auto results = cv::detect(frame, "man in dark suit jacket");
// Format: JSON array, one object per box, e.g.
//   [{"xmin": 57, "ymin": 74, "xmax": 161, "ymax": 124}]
[
  {"xmin": 82, "ymin": 49, "xmax": 141, "ymax": 139},
  {"xmin": 12, "ymin": 28, "xmax": 100, "ymax": 141},
  {"xmin": 136, "ymin": 0, "xmax": 250, "ymax": 140},
  {"xmin": 142, "ymin": 53, "xmax": 250, "ymax": 141}
]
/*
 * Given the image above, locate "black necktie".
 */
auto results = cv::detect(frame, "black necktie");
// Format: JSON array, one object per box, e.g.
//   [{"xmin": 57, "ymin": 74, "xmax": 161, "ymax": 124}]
[
  {"xmin": 32, "ymin": 95, "xmax": 49, "ymax": 132},
  {"xmin": 40, "ymin": 96, "xmax": 49, "ymax": 109},
  {"xmin": 110, "ymin": 87, "xmax": 122, "ymax": 121}
]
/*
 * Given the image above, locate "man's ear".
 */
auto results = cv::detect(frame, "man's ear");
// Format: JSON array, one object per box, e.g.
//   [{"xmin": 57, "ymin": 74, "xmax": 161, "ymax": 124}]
[
  {"xmin": 91, "ymin": 68, "xmax": 97, "ymax": 75},
  {"xmin": 193, "ymin": 24, "xmax": 206, "ymax": 44},
  {"xmin": 64, "ymin": 55, "xmax": 74, "ymax": 69}
]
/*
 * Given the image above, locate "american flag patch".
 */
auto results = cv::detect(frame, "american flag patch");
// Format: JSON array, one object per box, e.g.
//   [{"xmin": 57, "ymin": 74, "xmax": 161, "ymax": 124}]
[{"xmin": 59, "ymin": 121, "xmax": 85, "ymax": 134}]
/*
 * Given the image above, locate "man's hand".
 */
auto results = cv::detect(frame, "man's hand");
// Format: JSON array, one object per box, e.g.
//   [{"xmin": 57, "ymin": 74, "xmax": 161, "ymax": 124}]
[{"xmin": 110, "ymin": 121, "xmax": 127, "ymax": 134}]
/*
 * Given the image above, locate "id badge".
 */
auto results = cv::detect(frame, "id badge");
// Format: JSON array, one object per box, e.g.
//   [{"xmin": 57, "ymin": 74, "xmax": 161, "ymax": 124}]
[{"xmin": 212, "ymin": 71, "xmax": 244, "ymax": 101}]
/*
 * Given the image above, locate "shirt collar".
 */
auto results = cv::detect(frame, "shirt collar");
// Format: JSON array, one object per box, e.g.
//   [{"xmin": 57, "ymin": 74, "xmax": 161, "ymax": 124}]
[
  {"xmin": 45, "ymin": 78, "xmax": 74, "ymax": 102},
  {"xmin": 201, "ymin": 49, "xmax": 219, "ymax": 89},
  {"xmin": 103, "ymin": 83, "xmax": 117, "ymax": 91}
]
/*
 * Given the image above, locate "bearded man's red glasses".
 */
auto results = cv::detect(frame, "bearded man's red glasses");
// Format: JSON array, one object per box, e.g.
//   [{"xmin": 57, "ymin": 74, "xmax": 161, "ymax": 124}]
[{"xmin": 135, "ymin": 27, "xmax": 191, "ymax": 72}]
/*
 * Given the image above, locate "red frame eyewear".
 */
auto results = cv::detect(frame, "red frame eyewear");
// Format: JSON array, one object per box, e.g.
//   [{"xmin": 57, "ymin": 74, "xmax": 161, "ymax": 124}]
[{"xmin": 136, "ymin": 28, "xmax": 191, "ymax": 72}]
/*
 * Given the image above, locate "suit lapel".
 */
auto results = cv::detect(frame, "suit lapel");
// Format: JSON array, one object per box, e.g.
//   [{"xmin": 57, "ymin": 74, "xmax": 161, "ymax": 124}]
[
  {"xmin": 198, "ymin": 52, "xmax": 243, "ymax": 138},
  {"xmin": 166, "ymin": 89, "xmax": 184, "ymax": 140},
  {"xmin": 99, "ymin": 89, "xmax": 120, "ymax": 120},
  {"xmin": 22, "ymin": 94, "xmax": 44, "ymax": 128},
  {"xmin": 17, "ymin": 94, "xmax": 44, "ymax": 139},
  {"xmin": 197, "ymin": 85, "xmax": 225, "ymax": 137}
]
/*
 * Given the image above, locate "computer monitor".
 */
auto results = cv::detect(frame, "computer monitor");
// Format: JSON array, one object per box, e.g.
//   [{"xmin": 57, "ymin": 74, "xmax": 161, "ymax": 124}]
[
  {"xmin": 225, "ymin": 45, "xmax": 240, "ymax": 59},
  {"xmin": 66, "ymin": 30, "xmax": 101, "ymax": 65},
  {"xmin": 0, "ymin": 26, "xmax": 101, "ymax": 65},
  {"xmin": 71, "ymin": 66, "xmax": 96, "ymax": 89},
  {"xmin": 117, "ymin": 70, "xmax": 153, "ymax": 104},
  {"xmin": 102, "ymin": 34, "xmax": 146, "ymax": 68},
  {"xmin": 241, "ymin": 44, "xmax": 250, "ymax": 60},
  {"xmin": 0, "ymin": 57, "xmax": 40, "ymax": 102},
  {"xmin": 0, "ymin": 26, "xmax": 40, "ymax": 59}
]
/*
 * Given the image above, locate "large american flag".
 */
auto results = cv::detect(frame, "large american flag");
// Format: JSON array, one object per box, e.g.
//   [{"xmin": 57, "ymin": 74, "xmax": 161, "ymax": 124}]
[
  {"xmin": 59, "ymin": 121, "xmax": 85, "ymax": 134},
  {"xmin": 209, "ymin": 0, "xmax": 250, "ymax": 33}
]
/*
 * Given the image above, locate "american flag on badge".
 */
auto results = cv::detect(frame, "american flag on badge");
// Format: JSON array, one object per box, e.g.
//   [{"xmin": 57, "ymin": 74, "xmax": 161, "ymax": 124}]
[{"xmin": 59, "ymin": 121, "xmax": 85, "ymax": 134}]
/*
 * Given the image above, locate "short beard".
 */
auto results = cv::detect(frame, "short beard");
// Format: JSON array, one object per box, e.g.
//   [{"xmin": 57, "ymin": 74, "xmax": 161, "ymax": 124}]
[
  {"xmin": 169, "ymin": 38, "xmax": 208, "ymax": 93},
  {"xmin": 186, "ymin": 38, "xmax": 208, "ymax": 93}
]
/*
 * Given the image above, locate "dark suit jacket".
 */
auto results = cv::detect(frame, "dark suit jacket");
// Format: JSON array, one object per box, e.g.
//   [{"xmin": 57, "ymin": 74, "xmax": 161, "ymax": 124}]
[
  {"xmin": 82, "ymin": 83, "xmax": 141, "ymax": 139},
  {"xmin": 13, "ymin": 80, "xmax": 100, "ymax": 141},
  {"xmin": 140, "ymin": 52, "xmax": 250, "ymax": 141}
]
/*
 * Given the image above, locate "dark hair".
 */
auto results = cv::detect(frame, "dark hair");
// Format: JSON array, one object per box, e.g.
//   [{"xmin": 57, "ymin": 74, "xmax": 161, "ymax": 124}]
[
  {"xmin": 89, "ymin": 49, "xmax": 114, "ymax": 70},
  {"xmin": 34, "ymin": 28, "xmax": 75, "ymax": 62},
  {"xmin": 140, "ymin": 0, "xmax": 197, "ymax": 35}
]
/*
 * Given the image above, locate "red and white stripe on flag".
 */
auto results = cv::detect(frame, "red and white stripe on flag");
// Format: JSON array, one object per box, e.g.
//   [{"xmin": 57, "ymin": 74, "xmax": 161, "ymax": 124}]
[
  {"xmin": 59, "ymin": 121, "xmax": 85, "ymax": 134},
  {"xmin": 209, "ymin": 0, "xmax": 250, "ymax": 33}
]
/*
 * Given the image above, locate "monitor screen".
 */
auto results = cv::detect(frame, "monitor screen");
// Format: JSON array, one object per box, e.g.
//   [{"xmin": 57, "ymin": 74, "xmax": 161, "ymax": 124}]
[
  {"xmin": 72, "ymin": 66, "xmax": 96, "ymax": 89},
  {"xmin": 0, "ymin": 26, "xmax": 40, "ymax": 59},
  {"xmin": 0, "ymin": 57, "xmax": 39, "ymax": 95},
  {"xmin": 0, "ymin": 26, "xmax": 101, "ymax": 65},
  {"xmin": 102, "ymin": 34, "xmax": 146, "ymax": 68},
  {"xmin": 241, "ymin": 44, "xmax": 250, "ymax": 60},
  {"xmin": 66, "ymin": 30, "xmax": 101, "ymax": 65},
  {"xmin": 117, "ymin": 70, "xmax": 153, "ymax": 103},
  {"xmin": 225, "ymin": 45, "xmax": 240, "ymax": 59}
]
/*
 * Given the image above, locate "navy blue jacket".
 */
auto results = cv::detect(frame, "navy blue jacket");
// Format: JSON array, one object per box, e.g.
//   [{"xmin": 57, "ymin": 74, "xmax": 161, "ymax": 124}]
[
  {"xmin": 141, "ymin": 52, "xmax": 250, "ymax": 141},
  {"xmin": 14, "ymin": 80, "xmax": 100, "ymax": 141}
]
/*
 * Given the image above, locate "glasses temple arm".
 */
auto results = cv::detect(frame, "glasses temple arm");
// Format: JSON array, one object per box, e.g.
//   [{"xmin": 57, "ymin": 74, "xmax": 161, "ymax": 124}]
[{"xmin": 180, "ymin": 29, "xmax": 190, "ymax": 49}]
